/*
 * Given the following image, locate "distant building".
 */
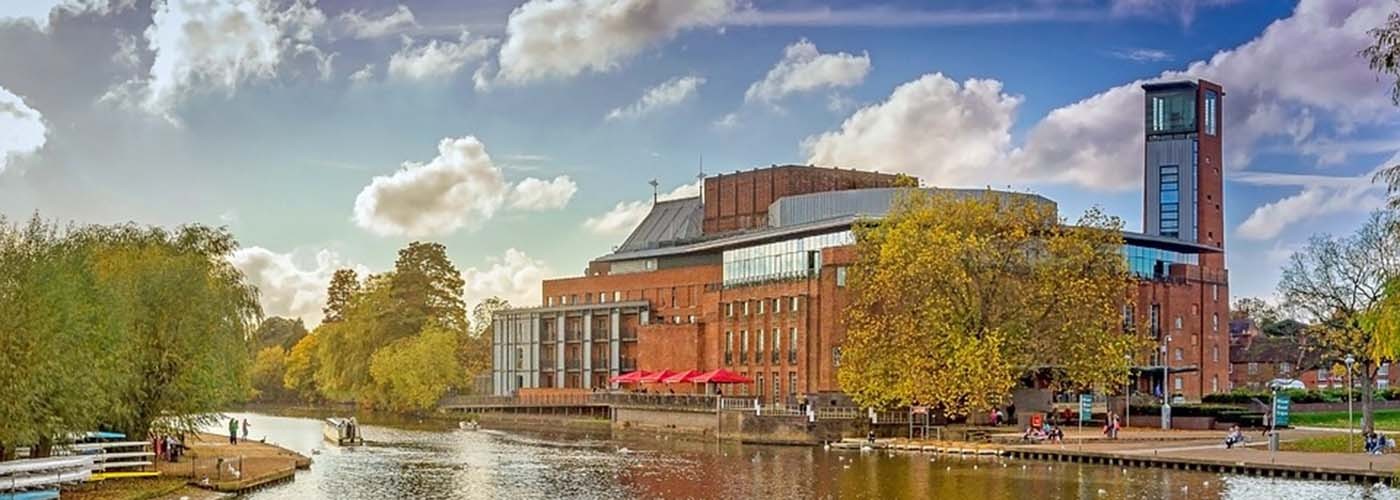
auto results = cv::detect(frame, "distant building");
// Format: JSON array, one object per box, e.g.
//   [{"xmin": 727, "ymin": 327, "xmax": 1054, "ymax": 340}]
[{"xmin": 492, "ymin": 79, "xmax": 1233, "ymax": 403}]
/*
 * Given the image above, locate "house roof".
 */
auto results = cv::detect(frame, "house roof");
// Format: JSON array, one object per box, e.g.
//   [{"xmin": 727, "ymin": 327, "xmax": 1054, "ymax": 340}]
[
  {"xmin": 1230, "ymin": 335, "xmax": 1317, "ymax": 366},
  {"xmin": 616, "ymin": 196, "xmax": 704, "ymax": 252}
]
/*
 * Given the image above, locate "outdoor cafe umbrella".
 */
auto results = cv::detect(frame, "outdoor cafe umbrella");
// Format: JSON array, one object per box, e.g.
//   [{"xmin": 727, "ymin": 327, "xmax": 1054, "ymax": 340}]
[
  {"xmin": 661, "ymin": 370, "xmax": 703, "ymax": 384},
  {"xmin": 688, "ymin": 369, "xmax": 753, "ymax": 384},
  {"xmin": 608, "ymin": 370, "xmax": 649, "ymax": 384},
  {"xmin": 638, "ymin": 369, "xmax": 678, "ymax": 384}
]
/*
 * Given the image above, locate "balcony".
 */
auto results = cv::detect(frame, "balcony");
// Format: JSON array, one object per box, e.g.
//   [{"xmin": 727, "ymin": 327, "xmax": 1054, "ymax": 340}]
[
  {"xmin": 565, "ymin": 330, "xmax": 583, "ymax": 342},
  {"xmin": 565, "ymin": 358, "xmax": 582, "ymax": 370}
]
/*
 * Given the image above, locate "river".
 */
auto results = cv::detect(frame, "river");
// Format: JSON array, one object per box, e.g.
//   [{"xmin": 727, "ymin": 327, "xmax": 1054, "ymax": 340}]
[{"xmin": 216, "ymin": 411, "xmax": 1397, "ymax": 499}]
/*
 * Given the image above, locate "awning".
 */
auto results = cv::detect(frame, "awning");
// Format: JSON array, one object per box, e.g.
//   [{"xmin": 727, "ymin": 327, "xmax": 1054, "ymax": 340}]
[
  {"xmin": 608, "ymin": 370, "xmax": 650, "ymax": 384},
  {"xmin": 688, "ymin": 369, "xmax": 753, "ymax": 384},
  {"xmin": 661, "ymin": 370, "xmax": 703, "ymax": 384}
]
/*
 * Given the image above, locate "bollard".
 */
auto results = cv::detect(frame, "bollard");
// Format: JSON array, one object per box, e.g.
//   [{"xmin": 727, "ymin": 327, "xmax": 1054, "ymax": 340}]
[{"xmin": 1268, "ymin": 432, "xmax": 1280, "ymax": 452}]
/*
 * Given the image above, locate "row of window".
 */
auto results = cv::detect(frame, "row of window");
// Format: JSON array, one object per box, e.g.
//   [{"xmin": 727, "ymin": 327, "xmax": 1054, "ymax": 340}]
[
  {"xmin": 725, "ymin": 328, "xmax": 800, "ymax": 364},
  {"xmin": 548, "ymin": 291, "xmax": 623, "ymax": 307},
  {"xmin": 725, "ymin": 296, "xmax": 802, "ymax": 317},
  {"xmin": 730, "ymin": 371, "xmax": 800, "ymax": 403},
  {"xmin": 722, "ymin": 231, "xmax": 854, "ymax": 287}
]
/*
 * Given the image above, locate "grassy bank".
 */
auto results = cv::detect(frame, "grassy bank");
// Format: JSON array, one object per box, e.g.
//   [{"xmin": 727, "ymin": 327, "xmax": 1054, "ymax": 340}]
[
  {"xmin": 1290, "ymin": 409, "xmax": 1400, "ymax": 430},
  {"xmin": 1280, "ymin": 434, "xmax": 1367, "ymax": 453},
  {"xmin": 63, "ymin": 478, "xmax": 202, "ymax": 500}
]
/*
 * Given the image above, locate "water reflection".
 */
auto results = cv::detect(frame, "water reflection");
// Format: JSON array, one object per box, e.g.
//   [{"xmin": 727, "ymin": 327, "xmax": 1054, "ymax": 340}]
[{"xmin": 218, "ymin": 411, "xmax": 1399, "ymax": 499}]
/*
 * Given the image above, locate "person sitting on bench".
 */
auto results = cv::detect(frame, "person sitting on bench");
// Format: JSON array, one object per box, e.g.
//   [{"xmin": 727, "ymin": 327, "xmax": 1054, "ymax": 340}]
[{"xmin": 1224, "ymin": 425, "xmax": 1246, "ymax": 449}]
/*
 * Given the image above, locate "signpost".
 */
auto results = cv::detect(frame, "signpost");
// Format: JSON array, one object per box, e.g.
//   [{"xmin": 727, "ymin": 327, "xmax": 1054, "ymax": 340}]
[
  {"xmin": 1274, "ymin": 393, "xmax": 1291, "ymax": 427},
  {"xmin": 1079, "ymin": 394, "xmax": 1093, "ymax": 448}
]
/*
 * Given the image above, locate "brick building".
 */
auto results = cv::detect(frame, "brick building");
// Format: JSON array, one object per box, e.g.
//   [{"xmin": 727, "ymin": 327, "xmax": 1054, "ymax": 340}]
[{"xmin": 493, "ymin": 79, "xmax": 1233, "ymax": 404}]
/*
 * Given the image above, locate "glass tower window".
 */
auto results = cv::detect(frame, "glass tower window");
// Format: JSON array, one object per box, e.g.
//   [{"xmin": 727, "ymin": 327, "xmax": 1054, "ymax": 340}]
[
  {"xmin": 1122, "ymin": 244, "xmax": 1199, "ymax": 279},
  {"xmin": 1204, "ymin": 90, "xmax": 1218, "ymax": 136},
  {"xmin": 1159, "ymin": 165, "xmax": 1180, "ymax": 238},
  {"xmin": 722, "ymin": 230, "xmax": 855, "ymax": 287},
  {"xmin": 1148, "ymin": 91, "xmax": 1196, "ymax": 134}
]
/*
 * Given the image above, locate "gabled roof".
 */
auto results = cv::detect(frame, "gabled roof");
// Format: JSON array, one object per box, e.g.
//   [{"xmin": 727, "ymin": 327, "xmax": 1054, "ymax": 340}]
[{"xmin": 616, "ymin": 196, "xmax": 704, "ymax": 252}]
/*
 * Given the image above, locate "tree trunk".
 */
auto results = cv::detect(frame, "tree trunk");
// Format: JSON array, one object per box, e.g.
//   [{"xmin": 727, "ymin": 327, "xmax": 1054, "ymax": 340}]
[
  {"xmin": 34, "ymin": 436, "xmax": 52, "ymax": 459},
  {"xmin": 1362, "ymin": 361, "xmax": 1376, "ymax": 435}
]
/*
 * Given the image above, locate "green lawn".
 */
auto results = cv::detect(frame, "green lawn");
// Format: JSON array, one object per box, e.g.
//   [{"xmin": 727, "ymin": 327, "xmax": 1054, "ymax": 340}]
[
  {"xmin": 1280, "ymin": 434, "xmax": 1366, "ymax": 453},
  {"xmin": 1289, "ymin": 409, "xmax": 1400, "ymax": 431}
]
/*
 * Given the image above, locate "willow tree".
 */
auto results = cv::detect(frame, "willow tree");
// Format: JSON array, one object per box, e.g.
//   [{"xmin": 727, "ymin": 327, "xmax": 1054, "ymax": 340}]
[{"xmin": 838, "ymin": 191, "xmax": 1141, "ymax": 415}]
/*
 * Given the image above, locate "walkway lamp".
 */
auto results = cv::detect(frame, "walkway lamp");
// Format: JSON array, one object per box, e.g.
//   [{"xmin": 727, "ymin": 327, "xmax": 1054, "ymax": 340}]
[
  {"xmin": 1125, "ymin": 354, "xmax": 1132, "ymax": 428},
  {"xmin": 1346, "ymin": 354, "xmax": 1356, "ymax": 453}
]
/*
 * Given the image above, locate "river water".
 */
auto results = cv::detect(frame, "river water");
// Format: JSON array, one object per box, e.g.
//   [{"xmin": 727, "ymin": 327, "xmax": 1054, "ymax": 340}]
[{"xmin": 217, "ymin": 411, "xmax": 1396, "ymax": 499}]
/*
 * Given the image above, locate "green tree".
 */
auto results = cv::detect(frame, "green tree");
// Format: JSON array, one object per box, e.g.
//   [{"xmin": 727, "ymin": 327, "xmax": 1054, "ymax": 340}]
[
  {"xmin": 323, "ymin": 269, "xmax": 359, "ymax": 324},
  {"xmin": 838, "ymin": 191, "xmax": 1141, "ymax": 415},
  {"xmin": 1364, "ymin": 6, "xmax": 1400, "ymax": 208},
  {"xmin": 390, "ymin": 242, "xmax": 468, "ymax": 335},
  {"xmin": 368, "ymin": 325, "xmax": 460, "ymax": 411},
  {"xmin": 1280, "ymin": 211, "xmax": 1400, "ymax": 434},
  {"xmin": 283, "ymin": 333, "xmax": 321, "ymax": 402},
  {"xmin": 253, "ymin": 316, "xmax": 308, "ymax": 351},
  {"xmin": 250, "ymin": 346, "xmax": 288, "ymax": 401}
]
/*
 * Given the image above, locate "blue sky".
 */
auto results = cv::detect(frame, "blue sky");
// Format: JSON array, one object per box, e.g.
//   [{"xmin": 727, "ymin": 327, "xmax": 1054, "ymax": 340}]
[{"xmin": 0, "ymin": 0, "xmax": 1395, "ymax": 326}]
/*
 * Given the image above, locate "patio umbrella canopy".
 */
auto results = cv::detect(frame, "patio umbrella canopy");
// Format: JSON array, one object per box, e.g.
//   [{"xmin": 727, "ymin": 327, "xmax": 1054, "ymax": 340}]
[
  {"xmin": 661, "ymin": 370, "xmax": 702, "ymax": 384},
  {"xmin": 688, "ymin": 369, "xmax": 752, "ymax": 384},
  {"xmin": 638, "ymin": 369, "xmax": 677, "ymax": 384},
  {"xmin": 608, "ymin": 370, "xmax": 649, "ymax": 384}
]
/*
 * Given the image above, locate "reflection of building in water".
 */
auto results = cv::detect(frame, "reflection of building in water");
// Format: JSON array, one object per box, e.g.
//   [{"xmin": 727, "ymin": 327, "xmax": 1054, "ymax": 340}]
[{"xmin": 493, "ymin": 80, "xmax": 1230, "ymax": 404}]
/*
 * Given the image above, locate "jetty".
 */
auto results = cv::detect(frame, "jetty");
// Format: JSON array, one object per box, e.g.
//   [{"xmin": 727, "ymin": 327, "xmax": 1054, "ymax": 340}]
[{"xmin": 156, "ymin": 433, "xmax": 310, "ymax": 494}]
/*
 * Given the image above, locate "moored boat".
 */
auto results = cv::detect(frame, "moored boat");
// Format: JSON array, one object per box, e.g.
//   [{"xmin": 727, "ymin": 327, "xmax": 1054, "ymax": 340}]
[{"xmin": 323, "ymin": 418, "xmax": 363, "ymax": 446}]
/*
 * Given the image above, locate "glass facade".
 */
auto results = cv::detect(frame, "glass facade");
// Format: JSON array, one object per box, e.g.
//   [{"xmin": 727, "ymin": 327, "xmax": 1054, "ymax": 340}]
[
  {"xmin": 1148, "ymin": 91, "xmax": 1196, "ymax": 135},
  {"xmin": 1122, "ymin": 243, "xmax": 1198, "ymax": 279},
  {"xmin": 722, "ymin": 230, "xmax": 855, "ymax": 286},
  {"xmin": 1159, "ymin": 165, "xmax": 1180, "ymax": 238},
  {"xmin": 1204, "ymin": 90, "xmax": 1218, "ymax": 136}
]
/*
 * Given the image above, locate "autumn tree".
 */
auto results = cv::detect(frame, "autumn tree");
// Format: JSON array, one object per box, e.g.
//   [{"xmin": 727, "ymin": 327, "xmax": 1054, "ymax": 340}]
[
  {"xmin": 323, "ymin": 269, "xmax": 360, "ymax": 324},
  {"xmin": 283, "ymin": 333, "xmax": 321, "ymax": 402},
  {"xmin": 838, "ymin": 191, "xmax": 1141, "ymax": 415},
  {"xmin": 1280, "ymin": 211, "xmax": 1400, "ymax": 433},
  {"xmin": 253, "ymin": 316, "xmax": 308, "ymax": 351},
  {"xmin": 368, "ymin": 325, "xmax": 460, "ymax": 411},
  {"xmin": 250, "ymin": 346, "xmax": 288, "ymax": 401}
]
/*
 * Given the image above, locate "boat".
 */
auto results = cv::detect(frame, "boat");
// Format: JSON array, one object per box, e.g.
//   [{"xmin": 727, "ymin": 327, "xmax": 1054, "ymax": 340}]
[
  {"xmin": 458, "ymin": 421, "xmax": 479, "ymax": 431},
  {"xmin": 323, "ymin": 418, "xmax": 363, "ymax": 446}
]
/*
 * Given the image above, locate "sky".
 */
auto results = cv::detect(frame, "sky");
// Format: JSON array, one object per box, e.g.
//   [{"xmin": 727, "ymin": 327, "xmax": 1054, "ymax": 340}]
[{"xmin": 1, "ymin": 0, "xmax": 1396, "ymax": 328}]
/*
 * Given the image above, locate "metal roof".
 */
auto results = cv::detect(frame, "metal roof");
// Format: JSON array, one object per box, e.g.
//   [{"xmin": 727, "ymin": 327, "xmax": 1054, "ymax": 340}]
[
  {"xmin": 616, "ymin": 196, "xmax": 704, "ymax": 252},
  {"xmin": 769, "ymin": 187, "xmax": 1057, "ymax": 227},
  {"xmin": 596, "ymin": 216, "xmax": 859, "ymax": 263}
]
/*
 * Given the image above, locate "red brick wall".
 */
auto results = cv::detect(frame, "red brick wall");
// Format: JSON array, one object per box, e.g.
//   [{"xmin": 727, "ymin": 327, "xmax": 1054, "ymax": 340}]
[
  {"xmin": 1196, "ymin": 79, "xmax": 1225, "ymax": 269},
  {"xmin": 702, "ymin": 165, "xmax": 904, "ymax": 234},
  {"xmin": 1134, "ymin": 271, "xmax": 1229, "ymax": 401}
]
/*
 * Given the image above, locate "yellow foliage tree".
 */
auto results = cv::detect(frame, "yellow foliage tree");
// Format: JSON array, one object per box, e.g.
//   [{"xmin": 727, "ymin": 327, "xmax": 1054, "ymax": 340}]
[
  {"xmin": 368, "ymin": 325, "xmax": 459, "ymax": 412},
  {"xmin": 249, "ymin": 346, "xmax": 287, "ymax": 401},
  {"xmin": 283, "ymin": 333, "xmax": 320, "ymax": 401},
  {"xmin": 838, "ymin": 190, "xmax": 1142, "ymax": 415}
]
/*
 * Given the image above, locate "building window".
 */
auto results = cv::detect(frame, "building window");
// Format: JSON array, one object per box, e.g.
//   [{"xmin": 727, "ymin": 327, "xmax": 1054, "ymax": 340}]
[
  {"xmin": 743, "ymin": 301, "xmax": 750, "ymax": 315},
  {"xmin": 757, "ymin": 330, "xmax": 766, "ymax": 357},
  {"xmin": 571, "ymin": 294, "xmax": 578, "ymax": 305},
  {"xmin": 1150, "ymin": 304, "xmax": 1161, "ymax": 337},
  {"xmin": 1279, "ymin": 361, "xmax": 1292, "ymax": 374},
  {"xmin": 1382, "ymin": 363, "xmax": 1391, "ymax": 377},
  {"xmin": 772, "ymin": 328, "xmax": 780, "ymax": 360},
  {"xmin": 725, "ymin": 332, "xmax": 733, "ymax": 364},
  {"xmin": 1318, "ymin": 368, "xmax": 1329, "ymax": 385},
  {"xmin": 832, "ymin": 346, "xmax": 842, "ymax": 368},
  {"xmin": 1212, "ymin": 313, "xmax": 1219, "ymax": 332},
  {"xmin": 1174, "ymin": 348, "xmax": 1183, "ymax": 361},
  {"xmin": 599, "ymin": 292, "xmax": 607, "ymax": 303},
  {"xmin": 1211, "ymin": 284, "xmax": 1219, "ymax": 302},
  {"xmin": 1248, "ymin": 362, "xmax": 1258, "ymax": 375},
  {"xmin": 1174, "ymin": 316, "xmax": 1182, "ymax": 330},
  {"xmin": 726, "ymin": 303, "xmax": 733, "ymax": 317},
  {"xmin": 740, "ymin": 330, "xmax": 749, "ymax": 362},
  {"xmin": 836, "ymin": 266, "xmax": 847, "ymax": 287},
  {"xmin": 1160, "ymin": 165, "xmax": 1180, "ymax": 239},
  {"xmin": 547, "ymin": 297, "xmax": 554, "ymax": 306},
  {"xmin": 688, "ymin": 315, "xmax": 695, "ymax": 324},
  {"xmin": 1211, "ymin": 375, "xmax": 1219, "ymax": 393},
  {"xmin": 773, "ymin": 372, "xmax": 781, "ymax": 403},
  {"xmin": 789, "ymin": 328, "xmax": 799, "ymax": 362},
  {"xmin": 758, "ymin": 300, "xmax": 765, "ymax": 314},
  {"xmin": 1212, "ymin": 345, "xmax": 1219, "ymax": 363},
  {"xmin": 1122, "ymin": 304, "xmax": 1135, "ymax": 331},
  {"xmin": 791, "ymin": 296, "xmax": 800, "ymax": 312},
  {"xmin": 614, "ymin": 291, "xmax": 622, "ymax": 302},
  {"xmin": 789, "ymin": 372, "xmax": 798, "ymax": 398},
  {"xmin": 1174, "ymin": 376, "xmax": 1183, "ymax": 392},
  {"xmin": 757, "ymin": 373, "xmax": 765, "ymax": 400},
  {"xmin": 773, "ymin": 298, "xmax": 782, "ymax": 313},
  {"xmin": 1205, "ymin": 90, "xmax": 1218, "ymax": 136}
]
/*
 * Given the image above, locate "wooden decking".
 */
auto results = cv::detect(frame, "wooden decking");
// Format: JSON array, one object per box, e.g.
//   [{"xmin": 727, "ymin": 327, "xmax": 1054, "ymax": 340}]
[{"xmin": 157, "ymin": 433, "xmax": 310, "ymax": 494}]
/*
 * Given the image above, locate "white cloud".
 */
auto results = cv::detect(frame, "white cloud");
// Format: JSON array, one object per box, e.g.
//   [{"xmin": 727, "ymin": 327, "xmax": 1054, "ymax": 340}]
[
  {"xmin": 806, "ymin": 0, "xmax": 1397, "ymax": 192},
  {"xmin": 353, "ymin": 136, "xmax": 574, "ymax": 237},
  {"xmin": 229, "ymin": 245, "xmax": 367, "ymax": 328},
  {"xmin": 462, "ymin": 248, "xmax": 552, "ymax": 312},
  {"xmin": 493, "ymin": 0, "xmax": 734, "ymax": 85},
  {"xmin": 1110, "ymin": 0, "xmax": 1239, "ymax": 26},
  {"xmin": 387, "ymin": 31, "xmax": 498, "ymax": 81},
  {"xmin": 745, "ymin": 39, "xmax": 870, "ymax": 105},
  {"xmin": 803, "ymin": 73, "xmax": 1021, "ymax": 187},
  {"xmin": 337, "ymin": 4, "xmax": 416, "ymax": 39},
  {"xmin": 605, "ymin": 75, "xmax": 705, "ymax": 121},
  {"xmin": 0, "ymin": 86, "xmax": 47, "ymax": 174},
  {"xmin": 349, "ymin": 64, "xmax": 375, "ymax": 83},
  {"xmin": 1232, "ymin": 157, "xmax": 1392, "ymax": 241},
  {"xmin": 1, "ymin": 0, "xmax": 133, "ymax": 30},
  {"xmin": 509, "ymin": 176, "xmax": 578, "ymax": 210},
  {"xmin": 583, "ymin": 180, "xmax": 701, "ymax": 235},
  {"xmin": 713, "ymin": 112, "xmax": 739, "ymax": 129},
  {"xmin": 113, "ymin": 31, "xmax": 141, "ymax": 68},
  {"xmin": 1108, "ymin": 48, "xmax": 1172, "ymax": 62}
]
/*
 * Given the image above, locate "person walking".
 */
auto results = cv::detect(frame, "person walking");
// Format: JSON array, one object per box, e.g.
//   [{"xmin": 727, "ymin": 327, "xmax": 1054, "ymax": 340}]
[
  {"xmin": 241, "ymin": 419, "xmax": 250, "ymax": 442},
  {"xmin": 228, "ymin": 418, "xmax": 238, "ymax": 445}
]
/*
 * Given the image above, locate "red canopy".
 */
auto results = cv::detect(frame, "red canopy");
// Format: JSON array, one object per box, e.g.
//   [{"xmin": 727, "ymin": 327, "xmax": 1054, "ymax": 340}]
[
  {"xmin": 661, "ymin": 369, "xmax": 703, "ymax": 384},
  {"xmin": 638, "ymin": 369, "xmax": 677, "ymax": 384},
  {"xmin": 608, "ymin": 370, "xmax": 649, "ymax": 384},
  {"xmin": 688, "ymin": 369, "xmax": 753, "ymax": 384}
]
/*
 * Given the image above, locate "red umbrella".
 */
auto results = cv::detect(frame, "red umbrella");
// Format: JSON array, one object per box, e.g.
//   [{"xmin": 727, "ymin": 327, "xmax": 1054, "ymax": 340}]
[
  {"xmin": 638, "ymin": 369, "xmax": 677, "ymax": 384},
  {"xmin": 661, "ymin": 370, "xmax": 703, "ymax": 384},
  {"xmin": 608, "ymin": 370, "xmax": 650, "ymax": 384},
  {"xmin": 688, "ymin": 369, "xmax": 753, "ymax": 384}
]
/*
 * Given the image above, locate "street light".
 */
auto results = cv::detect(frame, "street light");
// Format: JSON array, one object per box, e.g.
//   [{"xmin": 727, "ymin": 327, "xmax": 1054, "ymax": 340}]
[
  {"xmin": 1125, "ymin": 353, "xmax": 1133, "ymax": 428},
  {"xmin": 1346, "ymin": 354, "xmax": 1356, "ymax": 453}
]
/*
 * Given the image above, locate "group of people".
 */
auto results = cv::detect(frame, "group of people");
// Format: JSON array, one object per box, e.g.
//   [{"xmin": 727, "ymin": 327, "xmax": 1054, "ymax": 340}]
[
  {"xmin": 151, "ymin": 434, "xmax": 185, "ymax": 462},
  {"xmin": 1022, "ymin": 421, "xmax": 1065, "ymax": 443},
  {"xmin": 1224, "ymin": 425, "xmax": 1247, "ymax": 449},
  {"xmin": 227, "ymin": 418, "xmax": 249, "ymax": 445},
  {"xmin": 1365, "ymin": 432, "xmax": 1394, "ymax": 455},
  {"xmin": 988, "ymin": 405, "xmax": 1016, "ymax": 426},
  {"xmin": 1102, "ymin": 412, "xmax": 1122, "ymax": 439}
]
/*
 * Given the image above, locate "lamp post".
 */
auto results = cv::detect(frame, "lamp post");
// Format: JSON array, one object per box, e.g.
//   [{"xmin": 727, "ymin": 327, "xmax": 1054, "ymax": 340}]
[
  {"xmin": 1346, "ymin": 354, "xmax": 1356, "ymax": 453},
  {"xmin": 1125, "ymin": 354, "xmax": 1133, "ymax": 428}
]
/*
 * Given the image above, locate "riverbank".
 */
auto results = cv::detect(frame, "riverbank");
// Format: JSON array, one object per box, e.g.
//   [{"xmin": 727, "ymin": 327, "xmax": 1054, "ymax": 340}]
[{"xmin": 830, "ymin": 427, "xmax": 1400, "ymax": 485}]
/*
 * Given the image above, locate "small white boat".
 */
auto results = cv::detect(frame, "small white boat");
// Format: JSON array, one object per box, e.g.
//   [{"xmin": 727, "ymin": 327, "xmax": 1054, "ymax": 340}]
[
  {"xmin": 323, "ymin": 418, "xmax": 363, "ymax": 446},
  {"xmin": 458, "ymin": 421, "xmax": 479, "ymax": 431}
]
